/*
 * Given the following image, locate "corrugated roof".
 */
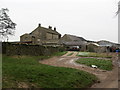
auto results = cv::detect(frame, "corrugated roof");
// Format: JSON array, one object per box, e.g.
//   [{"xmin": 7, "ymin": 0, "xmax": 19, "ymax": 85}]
[
  {"xmin": 87, "ymin": 43, "xmax": 100, "ymax": 46},
  {"xmin": 97, "ymin": 40, "xmax": 113, "ymax": 46}
]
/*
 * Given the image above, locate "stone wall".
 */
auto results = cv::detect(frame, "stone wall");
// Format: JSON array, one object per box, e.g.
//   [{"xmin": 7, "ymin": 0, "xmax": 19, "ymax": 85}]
[
  {"xmin": 20, "ymin": 34, "xmax": 32, "ymax": 42},
  {"xmin": 46, "ymin": 33, "xmax": 52, "ymax": 40},
  {"xmin": 53, "ymin": 34, "xmax": 58, "ymax": 39},
  {"xmin": 86, "ymin": 44, "xmax": 109, "ymax": 53},
  {"xmin": 2, "ymin": 42, "xmax": 65, "ymax": 56}
]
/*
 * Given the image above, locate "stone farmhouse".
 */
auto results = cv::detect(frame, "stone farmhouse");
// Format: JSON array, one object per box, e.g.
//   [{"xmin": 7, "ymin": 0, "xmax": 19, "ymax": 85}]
[{"xmin": 20, "ymin": 24, "xmax": 61, "ymax": 45}]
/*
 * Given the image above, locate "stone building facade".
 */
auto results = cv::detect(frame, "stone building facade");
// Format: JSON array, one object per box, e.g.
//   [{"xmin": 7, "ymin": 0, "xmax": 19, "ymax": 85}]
[
  {"xmin": 59, "ymin": 34, "xmax": 87, "ymax": 51},
  {"xmin": 20, "ymin": 24, "xmax": 61, "ymax": 45}
]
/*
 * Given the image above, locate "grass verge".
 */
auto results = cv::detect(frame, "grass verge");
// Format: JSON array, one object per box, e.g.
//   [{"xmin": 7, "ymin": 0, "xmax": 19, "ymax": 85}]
[
  {"xmin": 77, "ymin": 52, "xmax": 112, "ymax": 58},
  {"xmin": 76, "ymin": 58, "xmax": 112, "ymax": 71},
  {"xmin": 3, "ymin": 55, "xmax": 97, "ymax": 88},
  {"xmin": 52, "ymin": 51, "xmax": 67, "ymax": 57}
]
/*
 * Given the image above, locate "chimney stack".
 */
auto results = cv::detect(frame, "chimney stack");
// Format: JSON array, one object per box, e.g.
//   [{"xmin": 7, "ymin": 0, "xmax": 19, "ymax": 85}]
[
  {"xmin": 54, "ymin": 27, "xmax": 56, "ymax": 31},
  {"xmin": 48, "ymin": 26, "xmax": 52, "ymax": 29},
  {"xmin": 38, "ymin": 23, "xmax": 41, "ymax": 27}
]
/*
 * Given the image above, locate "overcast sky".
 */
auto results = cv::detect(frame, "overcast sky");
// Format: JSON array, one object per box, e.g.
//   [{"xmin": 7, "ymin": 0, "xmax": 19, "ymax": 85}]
[{"xmin": 0, "ymin": 0, "xmax": 119, "ymax": 43}]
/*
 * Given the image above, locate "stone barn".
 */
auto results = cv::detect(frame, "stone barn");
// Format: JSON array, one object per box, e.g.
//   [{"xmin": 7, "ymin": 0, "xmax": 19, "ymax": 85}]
[
  {"xmin": 86, "ymin": 43, "xmax": 100, "ymax": 52},
  {"xmin": 59, "ymin": 34, "xmax": 87, "ymax": 51},
  {"xmin": 20, "ymin": 24, "xmax": 61, "ymax": 46}
]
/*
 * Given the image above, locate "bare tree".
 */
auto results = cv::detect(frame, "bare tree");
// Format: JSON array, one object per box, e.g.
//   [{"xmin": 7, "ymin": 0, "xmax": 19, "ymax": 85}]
[
  {"xmin": 116, "ymin": 1, "xmax": 120, "ymax": 15},
  {"xmin": 0, "ymin": 8, "xmax": 16, "ymax": 41}
]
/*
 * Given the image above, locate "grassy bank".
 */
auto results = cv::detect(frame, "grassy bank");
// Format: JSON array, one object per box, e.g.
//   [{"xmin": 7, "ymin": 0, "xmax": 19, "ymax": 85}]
[
  {"xmin": 76, "ymin": 58, "xmax": 112, "ymax": 71},
  {"xmin": 3, "ymin": 54, "xmax": 97, "ymax": 88},
  {"xmin": 77, "ymin": 52, "xmax": 112, "ymax": 58}
]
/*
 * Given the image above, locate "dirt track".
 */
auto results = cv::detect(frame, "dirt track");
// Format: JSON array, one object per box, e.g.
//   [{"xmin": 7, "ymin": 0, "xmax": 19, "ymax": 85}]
[{"xmin": 39, "ymin": 51, "xmax": 118, "ymax": 88}]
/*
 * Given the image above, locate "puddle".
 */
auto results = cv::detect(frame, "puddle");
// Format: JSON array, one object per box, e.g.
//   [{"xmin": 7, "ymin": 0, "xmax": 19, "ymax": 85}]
[
  {"xmin": 58, "ymin": 58, "xmax": 65, "ymax": 61},
  {"xmin": 78, "ymin": 52, "xmax": 90, "ymax": 55}
]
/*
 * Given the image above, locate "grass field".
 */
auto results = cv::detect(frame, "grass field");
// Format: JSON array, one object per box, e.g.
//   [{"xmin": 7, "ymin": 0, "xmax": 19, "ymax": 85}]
[
  {"xmin": 77, "ymin": 52, "xmax": 112, "ymax": 58},
  {"xmin": 76, "ymin": 58, "xmax": 112, "ymax": 71},
  {"xmin": 3, "ymin": 52, "xmax": 97, "ymax": 88}
]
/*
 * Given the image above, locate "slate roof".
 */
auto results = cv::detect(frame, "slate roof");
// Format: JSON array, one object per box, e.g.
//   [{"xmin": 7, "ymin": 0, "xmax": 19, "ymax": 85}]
[
  {"xmin": 31, "ymin": 26, "xmax": 61, "ymax": 35},
  {"xmin": 59, "ymin": 34, "xmax": 87, "ymax": 45},
  {"xmin": 65, "ymin": 34, "xmax": 86, "ymax": 41}
]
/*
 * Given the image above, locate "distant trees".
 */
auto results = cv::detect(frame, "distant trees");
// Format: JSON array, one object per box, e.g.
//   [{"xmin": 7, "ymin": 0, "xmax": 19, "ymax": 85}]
[{"xmin": 0, "ymin": 8, "xmax": 16, "ymax": 41}]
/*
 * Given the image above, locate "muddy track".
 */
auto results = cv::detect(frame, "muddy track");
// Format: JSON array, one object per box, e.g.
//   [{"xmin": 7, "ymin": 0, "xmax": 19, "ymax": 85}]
[{"xmin": 39, "ymin": 51, "xmax": 118, "ymax": 88}]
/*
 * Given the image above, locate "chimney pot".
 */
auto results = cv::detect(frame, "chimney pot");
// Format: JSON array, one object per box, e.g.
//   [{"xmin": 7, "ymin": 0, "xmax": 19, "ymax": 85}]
[
  {"xmin": 48, "ymin": 26, "xmax": 52, "ymax": 29},
  {"xmin": 38, "ymin": 23, "xmax": 41, "ymax": 27},
  {"xmin": 54, "ymin": 27, "xmax": 56, "ymax": 31}
]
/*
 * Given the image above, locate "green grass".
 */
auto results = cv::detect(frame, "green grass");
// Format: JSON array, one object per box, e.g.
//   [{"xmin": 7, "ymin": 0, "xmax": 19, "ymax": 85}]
[
  {"xmin": 67, "ymin": 53, "xmax": 74, "ymax": 56},
  {"xmin": 3, "ymin": 55, "xmax": 97, "ymax": 88},
  {"xmin": 31, "ymin": 51, "xmax": 68, "ymax": 61},
  {"xmin": 76, "ymin": 58, "xmax": 112, "ymax": 71},
  {"xmin": 77, "ymin": 52, "xmax": 112, "ymax": 58},
  {"xmin": 52, "ymin": 51, "xmax": 67, "ymax": 56}
]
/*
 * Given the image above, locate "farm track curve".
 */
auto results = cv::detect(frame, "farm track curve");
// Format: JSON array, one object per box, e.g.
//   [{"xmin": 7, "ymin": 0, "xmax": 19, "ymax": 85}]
[{"xmin": 39, "ymin": 51, "xmax": 118, "ymax": 88}]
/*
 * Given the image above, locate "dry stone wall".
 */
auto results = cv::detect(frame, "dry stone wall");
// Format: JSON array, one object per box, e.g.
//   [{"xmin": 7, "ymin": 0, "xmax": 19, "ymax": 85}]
[{"xmin": 2, "ymin": 42, "xmax": 65, "ymax": 56}]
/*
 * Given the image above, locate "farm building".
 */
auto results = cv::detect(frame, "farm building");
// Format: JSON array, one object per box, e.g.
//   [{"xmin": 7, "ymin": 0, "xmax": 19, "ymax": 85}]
[
  {"xmin": 86, "ymin": 43, "xmax": 109, "ymax": 53},
  {"xmin": 86, "ymin": 41, "xmax": 120, "ymax": 53},
  {"xmin": 59, "ymin": 34, "xmax": 87, "ymax": 51},
  {"xmin": 20, "ymin": 24, "xmax": 61, "ymax": 46},
  {"xmin": 97, "ymin": 40, "xmax": 120, "ymax": 52}
]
